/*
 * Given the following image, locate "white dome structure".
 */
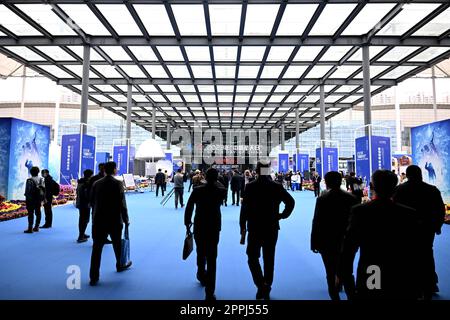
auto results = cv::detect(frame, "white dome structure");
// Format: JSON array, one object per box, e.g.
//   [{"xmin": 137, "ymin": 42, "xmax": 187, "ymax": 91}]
[{"xmin": 135, "ymin": 138, "xmax": 165, "ymax": 160}]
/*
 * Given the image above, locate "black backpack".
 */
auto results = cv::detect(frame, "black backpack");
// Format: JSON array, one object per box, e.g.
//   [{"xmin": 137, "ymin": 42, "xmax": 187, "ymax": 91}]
[{"xmin": 51, "ymin": 179, "xmax": 60, "ymax": 197}]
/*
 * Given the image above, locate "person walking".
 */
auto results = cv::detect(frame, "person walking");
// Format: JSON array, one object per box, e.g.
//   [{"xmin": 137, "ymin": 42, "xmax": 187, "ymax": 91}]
[
  {"xmin": 24, "ymin": 166, "xmax": 45, "ymax": 233},
  {"xmin": 230, "ymin": 170, "xmax": 242, "ymax": 206},
  {"xmin": 240, "ymin": 161, "xmax": 295, "ymax": 300},
  {"xmin": 40, "ymin": 169, "xmax": 59, "ymax": 229},
  {"xmin": 89, "ymin": 162, "xmax": 131, "ymax": 286},
  {"xmin": 173, "ymin": 169, "xmax": 185, "ymax": 209},
  {"xmin": 76, "ymin": 169, "xmax": 93, "ymax": 243},
  {"xmin": 163, "ymin": 170, "xmax": 169, "ymax": 192},
  {"xmin": 311, "ymin": 171, "xmax": 359, "ymax": 300},
  {"xmin": 393, "ymin": 165, "xmax": 446, "ymax": 299},
  {"xmin": 185, "ymin": 168, "xmax": 227, "ymax": 300},
  {"xmin": 346, "ymin": 172, "xmax": 364, "ymax": 203},
  {"xmin": 218, "ymin": 171, "xmax": 229, "ymax": 206},
  {"xmin": 155, "ymin": 168, "xmax": 165, "ymax": 197},
  {"xmin": 339, "ymin": 170, "xmax": 421, "ymax": 300},
  {"xmin": 312, "ymin": 172, "xmax": 321, "ymax": 197}
]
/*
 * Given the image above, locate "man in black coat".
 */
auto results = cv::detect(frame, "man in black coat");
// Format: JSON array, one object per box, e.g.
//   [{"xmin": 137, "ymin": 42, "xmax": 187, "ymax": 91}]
[
  {"xmin": 154, "ymin": 168, "xmax": 165, "ymax": 197},
  {"xmin": 89, "ymin": 162, "xmax": 131, "ymax": 286},
  {"xmin": 40, "ymin": 169, "xmax": 57, "ymax": 228},
  {"xmin": 89, "ymin": 163, "xmax": 105, "ymax": 206},
  {"xmin": 393, "ymin": 165, "xmax": 446, "ymax": 299},
  {"xmin": 76, "ymin": 169, "xmax": 93, "ymax": 243},
  {"xmin": 311, "ymin": 171, "xmax": 359, "ymax": 300},
  {"xmin": 185, "ymin": 168, "xmax": 227, "ymax": 300},
  {"xmin": 240, "ymin": 161, "xmax": 295, "ymax": 300},
  {"xmin": 339, "ymin": 170, "xmax": 421, "ymax": 300},
  {"xmin": 230, "ymin": 170, "xmax": 243, "ymax": 206}
]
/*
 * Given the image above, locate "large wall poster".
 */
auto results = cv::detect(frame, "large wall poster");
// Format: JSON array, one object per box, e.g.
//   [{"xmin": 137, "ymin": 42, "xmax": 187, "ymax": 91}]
[{"xmin": 411, "ymin": 119, "xmax": 450, "ymax": 204}]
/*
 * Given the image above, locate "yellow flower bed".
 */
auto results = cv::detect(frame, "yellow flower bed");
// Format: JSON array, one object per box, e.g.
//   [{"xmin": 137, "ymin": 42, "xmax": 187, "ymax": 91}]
[{"xmin": 0, "ymin": 202, "xmax": 21, "ymax": 213}]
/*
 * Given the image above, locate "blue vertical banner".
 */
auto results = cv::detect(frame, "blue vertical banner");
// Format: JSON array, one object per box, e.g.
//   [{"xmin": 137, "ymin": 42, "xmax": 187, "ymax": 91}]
[
  {"xmin": 316, "ymin": 148, "xmax": 338, "ymax": 177},
  {"xmin": 355, "ymin": 136, "xmax": 370, "ymax": 186},
  {"xmin": 292, "ymin": 154, "xmax": 297, "ymax": 172},
  {"xmin": 60, "ymin": 134, "xmax": 81, "ymax": 183},
  {"xmin": 81, "ymin": 135, "xmax": 96, "ymax": 174},
  {"xmin": 95, "ymin": 152, "xmax": 110, "ymax": 174},
  {"xmin": 298, "ymin": 154, "xmax": 310, "ymax": 173},
  {"xmin": 129, "ymin": 146, "xmax": 135, "ymax": 175},
  {"xmin": 355, "ymin": 135, "xmax": 391, "ymax": 186},
  {"xmin": 113, "ymin": 146, "xmax": 128, "ymax": 176},
  {"xmin": 165, "ymin": 151, "xmax": 173, "ymax": 163},
  {"xmin": 278, "ymin": 152, "xmax": 289, "ymax": 173}
]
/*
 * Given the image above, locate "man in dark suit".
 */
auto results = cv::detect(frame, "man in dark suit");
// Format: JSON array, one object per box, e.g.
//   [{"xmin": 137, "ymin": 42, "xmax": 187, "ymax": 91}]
[
  {"xmin": 40, "ymin": 169, "xmax": 57, "ymax": 228},
  {"xmin": 230, "ymin": 170, "xmax": 242, "ymax": 206},
  {"xmin": 185, "ymin": 168, "xmax": 227, "ymax": 300},
  {"xmin": 89, "ymin": 162, "xmax": 131, "ymax": 286},
  {"xmin": 393, "ymin": 165, "xmax": 446, "ymax": 299},
  {"xmin": 154, "ymin": 168, "xmax": 165, "ymax": 197},
  {"xmin": 339, "ymin": 170, "xmax": 421, "ymax": 300},
  {"xmin": 311, "ymin": 171, "xmax": 359, "ymax": 300},
  {"xmin": 240, "ymin": 161, "xmax": 295, "ymax": 300}
]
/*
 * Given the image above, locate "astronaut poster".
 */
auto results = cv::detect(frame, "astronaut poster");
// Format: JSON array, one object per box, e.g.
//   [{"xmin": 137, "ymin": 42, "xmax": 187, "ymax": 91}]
[{"xmin": 411, "ymin": 119, "xmax": 450, "ymax": 204}]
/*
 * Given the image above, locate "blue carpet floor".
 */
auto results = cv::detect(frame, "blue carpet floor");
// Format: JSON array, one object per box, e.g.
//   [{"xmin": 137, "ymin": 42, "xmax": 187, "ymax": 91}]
[{"xmin": 1, "ymin": 186, "xmax": 449, "ymax": 300}]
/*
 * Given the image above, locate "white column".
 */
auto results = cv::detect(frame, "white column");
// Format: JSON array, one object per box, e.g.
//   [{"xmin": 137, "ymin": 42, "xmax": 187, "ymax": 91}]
[
  {"xmin": 152, "ymin": 106, "xmax": 156, "ymax": 139},
  {"xmin": 20, "ymin": 66, "xmax": 26, "ymax": 119},
  {"xmin": 319, "ymin": 85, "xmax": 325, "ymax": 148},
  {"xmin": 431, "ymin": 66, "xmax": 437, "ymax": 121},
  {"xmin": 80, "ymin": 45, "xmax": 90, "ymax": 135},
  {"xmin": 53, "ymin": 85, "xmax": 61, "ymax": 143},
  {"xmin": 362, "ymin": 45, "xmax": 372, "ymax": 136},
  {"xmin": 394, "ymin": 86, "xmax": 402, "ymax": 153}
]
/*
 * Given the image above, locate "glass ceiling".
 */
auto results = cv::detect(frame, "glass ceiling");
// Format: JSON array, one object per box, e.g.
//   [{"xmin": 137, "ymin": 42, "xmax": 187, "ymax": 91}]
[{"xmin": 0, "ymin": 0, "xmax": 449, "ymax": 133}]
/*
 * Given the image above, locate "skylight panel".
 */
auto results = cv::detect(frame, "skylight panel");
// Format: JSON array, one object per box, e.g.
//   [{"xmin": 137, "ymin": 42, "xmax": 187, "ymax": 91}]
[
  {"xmin": 90, "ymin": 94, "xmax": 111, "ymax": 103},
  {"xmin": 217, "ymin": 85, "xmax": 234, "ymax": 93},
  {"xmin": 378, "ymin": 3, "xmax": 440, "ymax": 36},
  {"xmin": 218, "ymin": 95, "xmax": 233, "ymax": 103},
  {"xmin": 93, "ymin": 85, "xmax": 116, "ymax": 92},
  {"xmin": 93, "ymin": 65, "xmax": 123, "ymax": 78},
  {"xmin": 377, "ymin": 47, "xmax": 420, "ymax": 62},
  {"xmin": 16, "ymin": 4, "xmax": 77, "ymax": 35},
  {"xmin": 97, "ymin": 4, "xmax": 142, "ymax": 35},
  {"xmin": 156, "ymin": 46, "xmax": 184, "ymax": 61},
  {"xmin": 158, "ymin": 85, "xmax": 177, "ymax": 93},
  {"xmin": 335, "ymin": 85, "xmax": 359, "ymax": 93},
  {"xmin": 267, "ymin": 47, "xmax": 295, "ymax": 61},
  {"xmin": 240, "ymin": 46, "xmax": 267, "ymax": 62},
  {"xmin": 183, "ymin": 95, "xmax": 199, "ymax": 103},
  {"xmin": 305, "ymin": 66, "xmax": 333, "ymax": 78},
  {"xmin": 67, "ymin": 46, "xmax": 104, "ymax": 61},
  {"xmin": 255, "ymin": 85, "xmax": 274, "ymax": 93},
  {"xmin": 35, "ymin": 46, "xmax": 76, "ymax": 61},
  {"xmin": 329, "ymin": 65, "xmax": 360, "ymax": 78},
  {"xmin": 283, "ymin": 65, "xmax": 308, "ymax": 79},
  {"xmin": 166, "ymin": 94, "xmax": 183, "ymax": 103},
  {"xmin": 133, "ymin": 5, "xmax": 174, "ymax": 35},
  {"xmin": 293, "ymin": 46, "xmax": 323, "ymax": 61},
  {"xmin": 198, "ymin": 85, "xmax": 215, "ymax": 93},
  {"xmin": 100, "ymin": 47, "xmax": 132, "ymax": 61},
  {"xmin": 172, "ymin": 4, "xmax": 207, "ymax": 36},
  {"xmin": 342, "ymin": 4, "xmax": 396, "ymax": 35},
  {"xmin": 59, "ymin": 4, "xmax": 111, "ymax": 35},
  {"xmin": 409, "ymin": 47, "xmax": 450, "ymax": 62},
  {"xmin": 183, "ymin": 51, "xmax": 209, "ymax": 66},
  {"xmin": 63, "ymin": 65, "xmax": 99, "ymax": 78},
  {"xmin": 144, "ymin": 65, "xmax": 169, "ymax": 78},
  {"xmin": 215, "ymin": 65, "xmax": 236, "ymax": 78},
  {"xmin": 177, "ymin": 85, "xmax": 197, "ymax": 93},
  {"xmin": 320, "ymin": 46, "xmax": 353, "ymax": 62},
  {"xmin": 138, "ymin": 85, "xmax": 158, "ymax": 93},
  {"xmin": 0, "ymin": 5, "xmax": 42, "ymax": 35},
  {"xmin": 302, "ymin": 95, "xmax": 319, "ymax": 103},
  {"xmin": 274, "ymin": 85, "xmax": 293, "ymax": 93},
  {"xmin": 149, "ymin": 94, "xmax": 167, "ymax": 102},
  {"xmin": 37, "ymin": 65, "xmax": 73, "ymax": 78},
  {"xmin": 213, "ymin": 47, "xmax": 238, "ymax": 61},
  {"xmin": 309, "ymin": 4, "xmax": 357, "ymax": 35},
  {"xmin": 201, "ymin": 95, "xmax": 216, "ymax": 103},
  {"xmin": 133, "ymin": 95, "xmax": 149, "ymax": 103},
  {"xmin": 293, "ymin": 85, "xmax": 313, "ymax": 93},
  {"xmin": 127, "ymin": 46, "xmax": 158, "ymax": 61},
  {"xmin": 260, "ymin": 65, "xmax": 284, "ymax": 79},
  {"xmin": 325, "ymin": 95, "xmax": 344, "ymax": 103},
  {"xmin": 341, "ymin": 96, "xmax": 360, "ymax": 104},
  {"xmin": 285, "ymin": 95, "xmax": 302, "ymax": 103},
  {"xmin": 119, "ymin": 65, "xmax": 146, "ymax": 78},
  {"xmin": 380, "ymin": 66, "xmax": 416, "ymax": 79},
  {"xmin": 276, "ymin": 4, "xmax": 318, "ymax": 36},
  {"xmin": 353, "ymin": 66, "xmax": 390, "ymax": 78},
  {"xmin": 236, "ymin": 86, "xmax": 255, "ymax": 93},
  {"xmin": 191, "ymin": 65, "xmax": 213, "ymax": 78},
  {"xmin": 4, "ymin": 46, "xmax": 45, "ymax": 61},
  {"xmin": 268, "ymin": 95, "xmax": 285, "ymax": 103},
  {"xmin": 413, "ymin": 8, "xmax": 450, "ymax": 36},
  {"xmin": 244, "ymin": 4, "xmax": 280, "ymax": 36},
  {"xmin": 251, "ymin": 95, "xmax": 268, "ymax": 103},
  {"xmin": 238, "ymin": 66, "xmax": 260, "ymax": 78},
  {"xmin": 347, "ymin": 46, "xmax": 386, "ymax": 61},
  {"xmin": 313, "ymin": 85, "xmax": 335, "ymax": 93},
  {"xmin": 235, "ymin": 95, "xmax": 250, "ymax": 103},
  {"xmin": 209, "ymin": 5, "xmax": 241, "ymax": 35},
  {"xmin": 167, "ymin": 65, "xmax": 191, "ymax": 78}
]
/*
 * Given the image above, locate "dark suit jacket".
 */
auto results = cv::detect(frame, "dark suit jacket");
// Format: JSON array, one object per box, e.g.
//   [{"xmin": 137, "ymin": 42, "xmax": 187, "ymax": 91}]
[
  {"xmin": 89, "ymin": 173, "xmax": 104, "ymax": 207},
  {"xmin": 240, "ymin": 176, "xmax": 295, "ymax": 233},
  {"xmin": 339, "ymin": 199, "xmax": 421, "ymax": 299},
  {"xmin": 155, "ymin": 172, "xmax": 165, "ymax": 185},
  {"xmin": 393, "ymin": 180, "xmax": 445, "ymax": 234},
  {"xmin": 91, "ymin": 175, "xmax": 129, "ymax": 229},
  {"xmin": 311, "ymin": 189, "xmax": 358, "ymax": 252},
  {"xmin": 184, "ymin": 181, "xmax": 227, "ymax": 234},
  {"xmin": 230, "ymin": 174, "xmax": 242, "ymax": 191}
]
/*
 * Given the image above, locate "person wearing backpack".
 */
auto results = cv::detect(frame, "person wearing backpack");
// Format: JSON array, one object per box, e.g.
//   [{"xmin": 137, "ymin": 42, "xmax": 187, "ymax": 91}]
[
  {"xmin": 24, "ymin": 166, "xmax": 45, "ymax": 233},
  {"xmin": 40, "ymin": 169, "xmax": 59, "ymax": 228},
  {"xmin": 76, "ymin": 169, "xmax": 93, "ymax": 243}
]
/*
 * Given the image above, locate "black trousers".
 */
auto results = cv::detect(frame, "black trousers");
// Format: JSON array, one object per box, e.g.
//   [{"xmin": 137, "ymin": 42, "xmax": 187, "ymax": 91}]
[
  {"xmin": 26, "ymin": 203, "xmax": 41, "ymax": 228},
  {"xmin": 246, "ymin": 229, "xmax": 278, "ymax": 289},
  {"xmin": 231, "ymin": 189, "xmax": 240, "ymax": 205},
  {"xmin": 188, "ymin": 180, "xmax": 193, "ymax": 192},
  {"xmin": 43, "ymin": 201, "xmax": 53, "ymax": 226},
  {"xmin": 314, "ymin": 187, "xmax": 320, "ymax": 197},
  {"xmin": 174, "ymin": 188, "xmax": 184, "ymax": 207},
  {"xmin": 422, "ymin": 232, "xmax": 438, "ymax": 298},
  {"xmin": 78, "ymin": 207, "xmax": 90, "ymax": 238},
  {"xmin": 89, "ymin": 225, "xmax": 122, "ymax": 281},
  {"xmin": 320, "ymin": 250, "xmax": 342, "ymax": 300},
  {"xmin": 162, "ymin": 182, "xmax": 167, "ymax": 192},
  {"xmin": 156, "ymin": 184, "xmax": 164, "ymax": 197},
  {"xmin": 195, "ymin": 231, "xmax": 220, "ymax": 296}
]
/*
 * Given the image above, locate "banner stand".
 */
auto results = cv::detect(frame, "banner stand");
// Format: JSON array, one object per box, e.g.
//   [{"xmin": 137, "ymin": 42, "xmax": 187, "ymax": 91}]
[
  {"xmin": 315, "ymin": 140, "xmax": 339, "ymax": 179},
  {"xmin": 112, "ymin": 138, "xmax": 136, "ymax": 176}
]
